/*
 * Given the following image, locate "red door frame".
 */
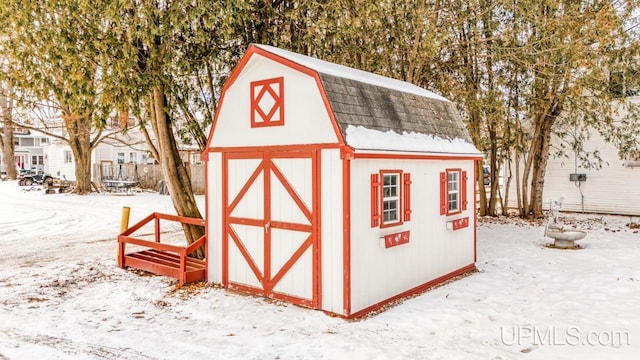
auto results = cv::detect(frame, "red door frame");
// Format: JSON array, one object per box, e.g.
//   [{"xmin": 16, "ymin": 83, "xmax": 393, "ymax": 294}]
[{"xmin": 222, "ymin": 149, "xmax": 321, "ymax": 308}]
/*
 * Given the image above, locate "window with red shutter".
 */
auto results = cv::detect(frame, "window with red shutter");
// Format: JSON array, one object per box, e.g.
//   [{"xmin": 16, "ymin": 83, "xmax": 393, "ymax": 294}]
[
  {"xmin": 371, "ymin": 171, "xmax": 409, "ymax": 228},
  {"xmin": 441, "ymin": 169, "xmax": 465, "ymax": 216}
]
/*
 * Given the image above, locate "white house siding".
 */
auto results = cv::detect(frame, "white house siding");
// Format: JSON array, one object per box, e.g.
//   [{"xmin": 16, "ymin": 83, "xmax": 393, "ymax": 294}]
[
  {"xmin": 320, "ymin": 148, "xmax": 344, "ymax": 314},
  {"xmin": 349, "ymin": 158, "xmax": 475, "ymax": 314},
  {"xmin": 93, "ymin": 145, "xmax": 113, "ymax": 163},
  {"xmin": 206, "ymin": 153, "xmax": 223, "ymax": 283},
  {"xmin": 208, "ymin": 54, "xmax": 339, "ymax": 148},
  {"xmin": 504, "ymin": 96, "xmax": 640, "ymax": 216},
  {"xmin": 93, "ymin": 142, "xmax": 150, "ymax": 166},
  {"xmin": 43, "ymin": 142, "xmax": 86, "ymax": 181},
  {"xmin": 505, "ymin": 133, "xmax": 640, "ymax": 216}
]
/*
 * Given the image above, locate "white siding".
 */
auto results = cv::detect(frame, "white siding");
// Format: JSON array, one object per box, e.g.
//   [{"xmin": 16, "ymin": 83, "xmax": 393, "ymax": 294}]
[
  {"xmin": 207, "ymin": 154, "xmax": 223, "ymax": 283},
  {"xmin": 541, "ymin": 131, "xmax": 640, "ymax": 215},
  {"xmin": 320, "ymin": 149, "xmax": 344, "ymax": 314},
  {"xmin": 93, "ymin": 142, "xmax": 148, "ymax": 166},
  {"xmin": 43, "ymin": 143, "xmax": 78, "ymax": 181},
  {"xmin": 349, "ymin": 159, "xmax": 475, "ymax": 314},
  {"xmin": 504, "ymin": 102, "xmax": 640, "ymax": 216},
  {"xmin": 209, "ymin": 54, "xmax": 339, "ymax": 148}
]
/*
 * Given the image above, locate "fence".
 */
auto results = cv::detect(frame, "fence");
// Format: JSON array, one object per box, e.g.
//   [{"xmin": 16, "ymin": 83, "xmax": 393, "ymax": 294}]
[{"xmin": 93, "ymin": 163, "xmax": 205, "ymax": 194}]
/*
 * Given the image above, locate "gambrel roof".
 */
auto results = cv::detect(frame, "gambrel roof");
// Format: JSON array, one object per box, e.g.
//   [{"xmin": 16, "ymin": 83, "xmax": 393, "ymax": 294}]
[{"xmin": 255, "ymin": 45, "xmax": 475, "ymax": 152}]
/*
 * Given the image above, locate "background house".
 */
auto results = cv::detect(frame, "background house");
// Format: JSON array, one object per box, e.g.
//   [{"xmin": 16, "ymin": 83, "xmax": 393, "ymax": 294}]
[
  {"xmin": 503, "ymin": 95, "xmax": 640, "ymax": 216},
  {"xmin": 0, "ymin": 127, "xmax": 48, "ymax": 174},
  {"xmin": 43, "ymin": 119, "xmax": 154, "ymax": 182}
]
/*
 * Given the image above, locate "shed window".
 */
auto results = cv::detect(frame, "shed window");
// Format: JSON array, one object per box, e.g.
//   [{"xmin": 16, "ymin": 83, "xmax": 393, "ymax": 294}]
[
  {"xmin": 371, "ymin": 170, "xmax": 411, "ymax": 228},
  {"xmin": 448, "ymin": 171, "xmax": 460, "ymax": 212},
  {"xmin": 383, "ymin": 173, "xmax": 400, "ymax": 224},
  {"xmin": 440, "ymin": 169, "xmax": 468, "ymax": 216}
]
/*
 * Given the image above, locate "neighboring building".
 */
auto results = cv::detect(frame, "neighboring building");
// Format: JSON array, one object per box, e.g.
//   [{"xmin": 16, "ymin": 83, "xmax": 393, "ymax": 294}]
[
  {"xmin": 42, "ymin": 139, "xmax": 78, "ymax": 180},
  {"xmin": 3, "ymin": 111, "xmax": 203, "ymax": 180},
  {"xmin": 43, "ymin": 121, "xmax": 154, "ymax": 181},
  {"xmin": 203, "ymin": 44, "xmax": 481, "ymax": 318},
  {"xmin": 503, "ymin": 95, "xmax": 640, "ymax": 216},
  {"xmin": 179, "ymin": 145, "xmax": 203, "ymax": 165},
  {"xmin": 0, "ymin": 127, "xmax": 48, "ymax": 174}
]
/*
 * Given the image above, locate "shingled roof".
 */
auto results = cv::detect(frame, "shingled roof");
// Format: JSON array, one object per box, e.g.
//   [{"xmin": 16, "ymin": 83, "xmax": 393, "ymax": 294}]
[
  {"xmin": 254, "ymin": 44, "xmax": 476, "ymax": 152},
  {"xmin": 317, "ymin": 73, "xmax": 471, "ymax": 142}
]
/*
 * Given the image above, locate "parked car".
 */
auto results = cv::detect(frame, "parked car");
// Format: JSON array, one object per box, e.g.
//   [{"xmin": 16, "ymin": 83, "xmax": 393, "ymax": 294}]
[
  {"xmin": 483, "ymin": 166, "xmax": 490, "ymax": 186},
  {"xmin": 18, "ymin": 171, "xmax": 54, "ymax": 186}
]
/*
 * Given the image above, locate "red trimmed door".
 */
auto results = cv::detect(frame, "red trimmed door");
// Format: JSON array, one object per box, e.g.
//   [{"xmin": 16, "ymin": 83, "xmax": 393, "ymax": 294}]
[{"xmin": 223, "ymin": 150, "xmax": 319, "ymax": 307}]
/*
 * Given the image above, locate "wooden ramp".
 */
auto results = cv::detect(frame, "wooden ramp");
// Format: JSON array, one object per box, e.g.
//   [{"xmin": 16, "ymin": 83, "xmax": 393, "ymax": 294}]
[{"xmin": 118, "ymin": 212, "xmax": 207, "ymax": 285}]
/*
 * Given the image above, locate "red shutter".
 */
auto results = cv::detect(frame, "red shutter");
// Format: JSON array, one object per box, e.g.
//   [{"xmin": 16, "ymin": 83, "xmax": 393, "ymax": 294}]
[
  {"xmin": 371, "ymin": 173, "xmax": 380, "ymax": 227},
  {"xmin": 461, "ymin": 170, "xmax": 468, "ymax": 211},
  {"xmin": 403, "ymin": 173, "xmax": 412, "ymax": 221},
  {"xmin": 439, "ymin": 172, "xmax": 447, "ymax": 215}
]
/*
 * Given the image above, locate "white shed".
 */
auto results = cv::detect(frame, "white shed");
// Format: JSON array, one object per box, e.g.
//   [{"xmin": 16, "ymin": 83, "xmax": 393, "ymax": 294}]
[{"xmin": 203, "ymin": 44, "xmax": 482, "ymax": 318}]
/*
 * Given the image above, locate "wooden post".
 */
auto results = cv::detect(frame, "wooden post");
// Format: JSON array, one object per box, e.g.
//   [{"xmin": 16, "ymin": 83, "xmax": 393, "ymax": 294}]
[
  {"xmin": 121, "ymin": 206, "xmax": 131, "ymax": 233},
  {"xmin": 118, "ymin": 207, "xmax": 131, "ymax": 264}
]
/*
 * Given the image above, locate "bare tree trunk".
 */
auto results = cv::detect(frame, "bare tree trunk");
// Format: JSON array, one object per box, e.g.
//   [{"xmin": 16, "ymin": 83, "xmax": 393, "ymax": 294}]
[
  {"xmin": 1, "ymin": 85, "xmax": 17, "ymax": 180},
  {"xmin": 63, "ymin": 113, "xmax": 93, "ymax": 194},
  {"xmin": 152, "ymin": 86, "xmax": 204, "ymax": 259},
  {"xmin": 529, "ymin": 115, "xmax": 554, "ymax": 217},
  {"xmin": 502, "ymin": 150, "xmax": 512, "ymax": 216},
  {"xmin": 521, "ymin": 114, "xmax": 545, "ymax": 216},
  {"xmin": 476, "ymin": 161, "xmax": 487, "ymax": 215},
  {"xmin": 488, "ymin": 141, "xmax": 498, "ymax": 215},
  {"xmin": 515, "ymin": 150, "xmax": 523, "ymax": 215},
  {"xmin": 520, "ymin": 111, "xmax": 556, "ymax": 218}
]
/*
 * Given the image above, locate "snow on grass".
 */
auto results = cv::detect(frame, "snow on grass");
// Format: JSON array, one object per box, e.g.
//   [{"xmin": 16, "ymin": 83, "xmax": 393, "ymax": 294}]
[{"xmin": 1, "ymin": 180, "xmax": 639, "ymax": 359}]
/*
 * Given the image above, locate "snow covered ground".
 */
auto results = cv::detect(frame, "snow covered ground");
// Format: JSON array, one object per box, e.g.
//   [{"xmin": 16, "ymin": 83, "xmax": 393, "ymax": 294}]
[{"xmin": 1, "ymin": 180, "xmax": 639, "ymax": 360}]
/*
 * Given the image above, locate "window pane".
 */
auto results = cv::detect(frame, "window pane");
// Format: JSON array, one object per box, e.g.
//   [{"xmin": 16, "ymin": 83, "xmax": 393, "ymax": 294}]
[
  {"xmin": 448, "ymin": 170, "xmax": 460, "ymax": 212},
  {"xmin": 382, "ymin": 173, "xmax": 401, "ymax": 224},
  {"xmin": 449, "ymin": 194, "xmax": 458, "ymax": 211},
  {"xmin": 383, "ymin": 175, "xmax": 400, "ymax": 199},
  {"xmin": 21, "ymin": 138, "xmax": 34, "ymax": 147},
  {"xmin": 383, "ymin": 200, "xmax": 398, "ymax": 221}
]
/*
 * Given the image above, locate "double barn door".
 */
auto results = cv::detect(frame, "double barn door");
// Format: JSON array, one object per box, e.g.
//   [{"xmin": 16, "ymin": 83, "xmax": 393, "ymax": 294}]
[{"xmin": 224, "ymin": 150, "xmax": 319, "ymax": 307}]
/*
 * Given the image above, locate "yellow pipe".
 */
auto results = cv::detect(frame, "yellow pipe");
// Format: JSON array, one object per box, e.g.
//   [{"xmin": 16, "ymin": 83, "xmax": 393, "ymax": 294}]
[
  {"xmin": 118, "ymin": 207, "xmax": 131, "ymax": 263},
  {"xmin": 120, "ymin": 206, "xmax": 131, "ymax": 233}
]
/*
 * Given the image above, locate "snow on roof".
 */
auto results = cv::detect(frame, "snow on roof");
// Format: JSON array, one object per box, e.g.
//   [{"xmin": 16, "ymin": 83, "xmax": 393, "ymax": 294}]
[
  {"xmin": 254, "ymin": 44, "xmax": 449, "ymax": 102},
  {"xmin": 345, "ymin": 125, "xmax": 481, "ymax": 155}
]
